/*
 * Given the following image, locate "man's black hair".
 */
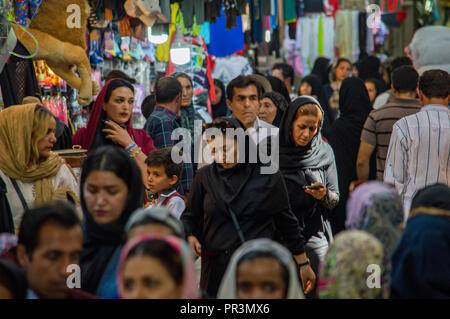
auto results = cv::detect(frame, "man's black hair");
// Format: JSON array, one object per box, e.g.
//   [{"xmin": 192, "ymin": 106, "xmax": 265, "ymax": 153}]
[
  {"xmin": 391, "ymin": 66, "xmax": 419, "ymax": 93},
  {"xmin": 390, "ymin": 56, "xmax": 413, "ymax": 75},
  {"xmin": 272, "ymin": 63, "xmax": 294, "ymax": 81},
  {"xmin": 18, "ymin": 201, "xmax": 81, "ymax": 259},
  {"xmin": 226, "ymin": 75, "xmax": 262, "ymax": 101},
  {"xmin": 155, "ymin": 77, "xmax": 182, "ymax": 104},
  {"xmin": 419, "ymin": 69, "xmax": 450, "ymax": 99},
  {"xmin": 141, "ymin": 94, "xmax": 156, "ymax": 119}
]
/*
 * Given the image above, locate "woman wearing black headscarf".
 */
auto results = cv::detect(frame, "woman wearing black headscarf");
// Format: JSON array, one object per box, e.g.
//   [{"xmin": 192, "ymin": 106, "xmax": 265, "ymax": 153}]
[
  {"xmin": 0, "ymin": 257, "xmax": 27, "ymax": 299},
  {"xmin": 182, "ymin": 117, "xmax": 315, "ymax": 298},
  {"xmin": 266, "ymin": 75, "xmax": 291, "ymax": 103},
  {"xmin": 299, "ymin": 74, "xmax": 335, "ymax": 137},
  {"xmin": 212, "ymin": 79, "xmax": 231, "ymax": 119},
  {"xmin": 80, "ymin": 146, "xmax": 144, "ymax": 298},
  {"xmin": 327, "ymin": 77, "xmax": 373, "ymax": 235},
  {"xmin": 390, "ymin": 184, "xmax": 450, "ymax": 299},
  {"xmin": 311, "ymin": 57, "xmax": 331, "ymax": 86},
  {"xmin": 278, "ymin": 96, "xmax": 339, "ymax": 297},
  {"xmin": 358, "ymin": 55, "xmax": 382, "ymax": 81},
  {"xmin": 258, "ymin": 91, "xmax": 288, "ymax": 127}
]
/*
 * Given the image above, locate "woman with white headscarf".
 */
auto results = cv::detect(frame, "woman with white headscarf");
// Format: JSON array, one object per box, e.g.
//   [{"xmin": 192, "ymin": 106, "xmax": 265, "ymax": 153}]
[{"xmin": 217, "ymin": 238, "xmax": 305, "ymax": 299}]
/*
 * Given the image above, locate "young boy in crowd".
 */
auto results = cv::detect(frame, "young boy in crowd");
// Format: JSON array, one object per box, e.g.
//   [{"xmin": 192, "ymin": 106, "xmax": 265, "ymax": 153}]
[{"xmin": 145, "ymin": 147, "xmax": 185, "ymax": 219}]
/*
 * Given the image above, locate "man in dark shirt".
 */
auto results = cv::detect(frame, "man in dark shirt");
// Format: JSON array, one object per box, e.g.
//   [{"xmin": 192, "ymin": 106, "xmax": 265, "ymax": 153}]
[
  {"xmin": 357, "ymin": 66, "xmax": 422, "ymax": 181},
  {"xmin": 16, "ymin": 202, "xmax": 97, "ymax": 299},
  {"xmin": 144, "ymin": 77, "xmax": 194, "ymax": 195}
]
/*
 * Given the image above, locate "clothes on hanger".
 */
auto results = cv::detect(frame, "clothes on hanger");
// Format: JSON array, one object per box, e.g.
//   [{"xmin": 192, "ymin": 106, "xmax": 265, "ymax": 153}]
[
  {"xmin": 334, "ymin": 10, "xmax": 360, "ymax": 62},
  {"xmin": 0, "ymin": 42, "xmax": 40, "ymax": 108},
  {"xmin": 295, "ymin": 14, "xmax": 334, "ymax": 71},
  {"xmin": 208, "ymin": 6, "xmax": 244, "ymax": 57}
]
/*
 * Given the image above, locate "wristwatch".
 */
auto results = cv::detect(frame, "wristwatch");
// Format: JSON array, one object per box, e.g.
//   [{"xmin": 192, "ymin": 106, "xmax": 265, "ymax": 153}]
[{"xmin": 298, "ymin": 258, "xmax": 310, "ymax": 268}]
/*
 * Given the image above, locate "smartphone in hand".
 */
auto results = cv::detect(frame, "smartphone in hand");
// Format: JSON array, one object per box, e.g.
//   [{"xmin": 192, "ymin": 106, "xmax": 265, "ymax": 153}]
[{"xmin": 303, "ymin": 184, "xmax": 324, "ymax": 190}]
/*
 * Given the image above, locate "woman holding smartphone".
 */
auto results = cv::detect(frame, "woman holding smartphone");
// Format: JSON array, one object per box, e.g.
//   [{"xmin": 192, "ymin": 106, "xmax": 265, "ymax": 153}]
[{"xmin": 279, "ymin": 96, "xmax": 340, "ymax": 297}]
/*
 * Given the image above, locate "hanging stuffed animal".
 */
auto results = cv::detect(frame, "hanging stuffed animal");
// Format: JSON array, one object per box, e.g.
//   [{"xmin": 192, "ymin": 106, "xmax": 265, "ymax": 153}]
[{"xmin": 10, "ymin": 0, "xmax": 98, "ymax": 106}]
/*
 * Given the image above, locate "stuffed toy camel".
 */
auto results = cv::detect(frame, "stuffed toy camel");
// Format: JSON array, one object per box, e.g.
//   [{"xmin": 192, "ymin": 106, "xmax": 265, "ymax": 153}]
[{"xmin": 10, "ymin": 0, "xmax": 98, "ymax": 105}]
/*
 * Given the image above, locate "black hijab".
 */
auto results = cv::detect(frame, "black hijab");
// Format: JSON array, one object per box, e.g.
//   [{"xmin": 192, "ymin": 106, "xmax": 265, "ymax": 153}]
[
  {"xmin": 204, "ymin": 117, "xmax": 288, "ymax": 221},
  {"xmin": 80, "ymin": 146, "xmax": 144, "ymax": 294},
  {"xmin": 212, "ymin": 79, "xmax": 230, "ymax": 119},
  {"xmin": 299, "ymin": 74, "xmax": 334, "ymax": 134},
  {"xmin": 278, "ymin": 96, "xmax": 335, "ymax": 175},
  {"xmin": 327, "ymin": 77, "xmax": 372, "ymax": 167},
  {"xmin": 266, "ymin": 75, "xmax": 291, "ymax": 103},
  {"xmin": 410, "ymin": 184, "xmax": 450, "ymax": 212},
  {"xmin": 327, "ymin": 78, "xmax": 373, "ymax": 233},
  {"xmin": 358, "ymin": 55, "xmax": 382, "ymax": 81},
  {"xmin": 261, "ymin": 91, "xmax": 288, "ymax": 127},
  {"xmin": 391, "ymin": 184, "xmax": 450, "ymax": 299},
  {"xmin": 0, "ymin": 257, "xmax": 27, "ymax": 299},
  {"xmin": 311, "ymin": 57, "xmax": 331, "ymax": 85}
]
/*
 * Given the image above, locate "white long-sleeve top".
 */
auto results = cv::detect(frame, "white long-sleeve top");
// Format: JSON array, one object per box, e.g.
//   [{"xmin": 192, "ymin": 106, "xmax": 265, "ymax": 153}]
[{"xmin": 384, "ymin": 104, "xmax": 450, "ymax": 221}]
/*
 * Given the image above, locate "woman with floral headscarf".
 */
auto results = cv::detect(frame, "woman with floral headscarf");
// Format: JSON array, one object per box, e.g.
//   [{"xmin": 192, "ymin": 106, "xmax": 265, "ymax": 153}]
[
  {"xmin": 318, "ymin": 230, "xmax": 385, "ymax": 299},
  {"xmin": 346, "ymin": 182, "xmax": 404, "ymax": 298},
  {"xmin": 117, "ymin": 234, "xmax": 199, "ymax": 299},
  {"xmin": 346, "ymin": 182, "xmax": 403, "ymax": 257}
]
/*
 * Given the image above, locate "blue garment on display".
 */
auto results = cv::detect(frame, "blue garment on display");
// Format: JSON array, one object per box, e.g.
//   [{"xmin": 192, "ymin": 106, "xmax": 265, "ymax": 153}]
[
  {"xmin": 251, "ymin": 0, "xmax": 263, "ymax": 43},
  {"xmin": 208, "ymin": 7, "xmax": 244, "ymax": 57},
  {"xmin": 201, "ymin": 22, "xmax": 211, "ymax": 45}
]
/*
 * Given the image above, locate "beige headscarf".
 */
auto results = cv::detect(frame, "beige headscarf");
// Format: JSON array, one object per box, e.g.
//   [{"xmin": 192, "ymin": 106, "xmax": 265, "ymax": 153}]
[{"xmin": 0, "ymin": 104, "xmax": 78, "ymax": 204}]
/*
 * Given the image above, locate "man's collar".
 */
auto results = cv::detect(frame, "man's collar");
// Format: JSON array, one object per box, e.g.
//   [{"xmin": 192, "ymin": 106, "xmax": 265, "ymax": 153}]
[
  {"xmin": 159, "ymin": 189, "xmax": 177, "ymax": 197},
  {"xmin": 422, "ymin": 104, "xmax": 449, "ymax": 112},
  {"xmin": 155, "ymin": 105, "xmax": 180, "ymax": 118}
]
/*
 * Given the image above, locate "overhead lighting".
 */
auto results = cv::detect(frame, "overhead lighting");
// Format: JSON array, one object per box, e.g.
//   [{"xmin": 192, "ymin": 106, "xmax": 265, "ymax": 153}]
[
  {"xmin": 170, "ymin": 26, "xmax": 190, "ymax": 65},
  {"xmin": 148, "ymin": 23, "xmax": 169, "ymax": 44},
  {"xmin": 265, "ymin": 30, "xmax": 271, "ymax": 43}
]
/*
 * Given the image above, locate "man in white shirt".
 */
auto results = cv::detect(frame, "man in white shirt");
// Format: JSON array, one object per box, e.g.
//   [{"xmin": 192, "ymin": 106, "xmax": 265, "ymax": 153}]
[
  {"xmin": 384, "ymin": 69, "xmax": 450, "ymax": 220},
  {"xmin": 196, "ymin": 75, "xmax": 278, "ymax": 168}
]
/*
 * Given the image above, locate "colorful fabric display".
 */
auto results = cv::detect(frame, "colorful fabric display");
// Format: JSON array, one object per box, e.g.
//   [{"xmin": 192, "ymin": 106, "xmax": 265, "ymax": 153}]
[
  {"xmin": 14, "ymin": 0, "xmax": 42, "ymax": 26},
  {"xmin": 89, "ymin": 29, "xmax": 104, "ymax": 66},
  {"xmin": 130, "ymin": 37, "xmax": 144, "ymax": 60},
  {"xmin": 120, "ymin": 36, "xmax": 132, "ymax": 61},
  {"xmin": 104, "ymin": 31, "xmax": 116, "ymax": 59}
]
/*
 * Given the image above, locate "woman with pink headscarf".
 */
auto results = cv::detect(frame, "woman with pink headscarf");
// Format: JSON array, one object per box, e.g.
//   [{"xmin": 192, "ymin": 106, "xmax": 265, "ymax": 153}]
[{"xmin": 117, "ymin": 234, "xmax": 199, "ymax": 299}]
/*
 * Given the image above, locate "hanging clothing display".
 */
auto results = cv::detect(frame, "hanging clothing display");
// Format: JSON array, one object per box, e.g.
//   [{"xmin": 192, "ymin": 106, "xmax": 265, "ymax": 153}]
[
  {"xmin": 212, "ymin": 56, "xmax": 253, "ymax": 85},
  {"xmin": 0, "ymin": 42, "xmax": 40, "ymax": 108},
  {"xmin": 295, "ymin": 15, "xmax": 334, "ymax": 72},
  {"xmin": 334, "ymin": 10, "xmax": 359, "ymax": 62},
  {"xmin": 283, "ymin": 0, "xmax": 297, "ymax": 22},
  {"xmin": 208, "ymin": 7, "xmax": 244, "ymax": 57}
]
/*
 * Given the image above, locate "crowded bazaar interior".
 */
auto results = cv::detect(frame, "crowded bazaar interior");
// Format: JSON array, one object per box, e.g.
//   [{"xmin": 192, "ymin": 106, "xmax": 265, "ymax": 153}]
[{"xmin": 0, "ymin": 0, "xmax": 449, "ymax": 303}]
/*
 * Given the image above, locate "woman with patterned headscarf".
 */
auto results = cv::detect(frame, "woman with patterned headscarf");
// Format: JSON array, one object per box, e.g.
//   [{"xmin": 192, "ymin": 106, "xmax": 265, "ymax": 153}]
[
  {"xmin": 318, "ymin": 230, "xmax": 385, "ymax": 299},
  {"xmin": 346, "ymin": 182, "xmax": 404, "ymax": 298}
]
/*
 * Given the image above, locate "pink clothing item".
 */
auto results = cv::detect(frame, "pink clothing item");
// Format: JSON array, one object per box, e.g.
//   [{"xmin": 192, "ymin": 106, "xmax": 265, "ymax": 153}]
[
  {"xmin": 345, "ymin": 182, "xmax": 397, "ymax": 228},
  {"xmin": 117, "ymin": 234, "xmax": 199, "ymax": 299}
]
